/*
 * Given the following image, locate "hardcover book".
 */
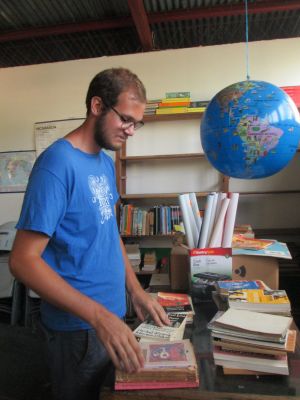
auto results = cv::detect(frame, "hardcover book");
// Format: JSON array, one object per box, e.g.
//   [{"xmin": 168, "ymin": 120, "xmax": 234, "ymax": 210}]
[{"xmin": 115, "ymin": 339, "xmax": 199, "ymax": 390}]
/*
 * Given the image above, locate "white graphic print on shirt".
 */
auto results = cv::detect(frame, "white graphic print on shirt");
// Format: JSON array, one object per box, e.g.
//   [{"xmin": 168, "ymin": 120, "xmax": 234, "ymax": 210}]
[{"xmin": 88, "ymin": 175, "xmax": 113, "ymax": 223}]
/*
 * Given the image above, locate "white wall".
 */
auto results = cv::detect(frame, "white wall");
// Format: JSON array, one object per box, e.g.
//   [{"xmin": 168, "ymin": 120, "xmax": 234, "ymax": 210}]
[{"xmin": 0, "ymin": 38, "xmax": 300, "ymax": 228}]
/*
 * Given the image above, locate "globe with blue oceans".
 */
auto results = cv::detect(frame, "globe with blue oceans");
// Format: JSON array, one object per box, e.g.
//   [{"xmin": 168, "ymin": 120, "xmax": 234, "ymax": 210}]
[{"xmin": 200, "ymin": 80, "xmax": 300, "ymax": 179}]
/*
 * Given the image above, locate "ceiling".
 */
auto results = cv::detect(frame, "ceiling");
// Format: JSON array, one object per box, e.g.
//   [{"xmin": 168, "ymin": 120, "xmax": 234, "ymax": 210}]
[{"xmin": 1, "ymin": 0, "xmax": 300, "ymax": 68}]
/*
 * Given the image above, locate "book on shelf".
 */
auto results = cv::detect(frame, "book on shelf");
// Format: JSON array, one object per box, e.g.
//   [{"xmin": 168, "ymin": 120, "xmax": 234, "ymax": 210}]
[
  {"xmin": 142, "ymin": 251, "xmax": 157, "ymax": 272},
  {"xmin": 233, "ymin": 224, "xmax": 254, "ymax": 238},
  {"xmin": 133, "ymin": 312, "xmax": 187, "ymax": 343},
  {"xmin": 215, "ymin": 279, "xmax": 268, "ymax": 298},
  {"xmin": 149, "ymin": 273, "xmax": 170, "ymax": 292},
  {"xmin": 227, "ymin": 288, "xmax": 291, "ymax": 315},
  {"xmin": 156, "ymin": 107, "xmax": 190, "ymax": 114},
  {"xmin": 114, "ymin": 339, "xmax": 199, "ymax": 390},
  {"xmin": 187, "ymin": 107, "xmax": 206, "ymax": 112},
  {"xmin": 159, "ymin": 100, "xmax": 191, "ymax": 107},
  {"xmin": 125, "ymin": 243, "xmax": 141, "ymax": 272},
  {"xmin": 165, "ymin": 91, "xmax": 190, "ymax": 99}
]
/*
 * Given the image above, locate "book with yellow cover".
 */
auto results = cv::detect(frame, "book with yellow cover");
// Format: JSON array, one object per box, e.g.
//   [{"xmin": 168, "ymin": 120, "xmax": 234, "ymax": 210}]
[
  {"xmin": 156, "ymin": 107, "xmax": 189, "ymax": 114},
  {"xmin": 228, "ymin": 289, "xmax": 291, "ymax": 314}
]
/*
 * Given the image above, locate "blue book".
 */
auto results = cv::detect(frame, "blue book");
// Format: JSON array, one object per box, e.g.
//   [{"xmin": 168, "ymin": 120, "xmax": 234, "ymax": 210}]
[{"xmin": 216, "ymin": 280, "xmax": 266, "ymax": 296}]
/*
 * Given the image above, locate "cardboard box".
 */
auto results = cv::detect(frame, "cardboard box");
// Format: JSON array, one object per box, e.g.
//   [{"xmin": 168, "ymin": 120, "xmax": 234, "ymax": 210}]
[
  {"xmin": 170, "ymin": 245, "xmax": 190, "ymax": 291},
  {"xmin": 232, "ymin": 255, "xmax": 278, "ymax": 289},
  {"xmin": 189, "ymin": 248, "xmax": 280, "ymax": 291}
]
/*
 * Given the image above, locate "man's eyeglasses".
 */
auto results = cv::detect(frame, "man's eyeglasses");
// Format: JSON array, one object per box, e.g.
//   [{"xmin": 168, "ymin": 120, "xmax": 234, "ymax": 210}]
[{"xmin": 110, "ymin": 106, "xmax": 144, "ymax": 131}]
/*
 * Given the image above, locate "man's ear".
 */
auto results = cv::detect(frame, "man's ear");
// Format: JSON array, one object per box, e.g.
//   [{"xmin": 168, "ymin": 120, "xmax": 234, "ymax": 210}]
[{"xmin": 90, "ymin": 96, "xmax": 103, "ymax": 117}]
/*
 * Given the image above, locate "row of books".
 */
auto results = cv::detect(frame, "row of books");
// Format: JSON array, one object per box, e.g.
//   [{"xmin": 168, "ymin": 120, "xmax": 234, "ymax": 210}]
[
  {"xmin": 115, "ymin": 292, "xmax": 199, "ymax": 390},
  {"xmin": 119, "ymin": 204, "xmax": 182, "ymax": 236},
  {"xmin": 179, "ymin": 191, "xmax": 239, "ymax": 249},
  {"xmin": 208, "ymin": 308, "xmax": 296, "ymax": 375}
]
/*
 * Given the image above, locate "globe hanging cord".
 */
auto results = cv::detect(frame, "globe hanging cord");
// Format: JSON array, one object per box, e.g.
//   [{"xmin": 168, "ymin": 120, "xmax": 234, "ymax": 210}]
[{"xmin": 245, "ymin": 0, "xmax": 250, "ymax": 80}]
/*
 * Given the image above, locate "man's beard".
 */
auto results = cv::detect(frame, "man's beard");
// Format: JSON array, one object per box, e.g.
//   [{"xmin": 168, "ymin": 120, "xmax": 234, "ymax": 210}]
[{"xmin": 94, "ymin": 114, "xmax": 120, "ymax": 151}]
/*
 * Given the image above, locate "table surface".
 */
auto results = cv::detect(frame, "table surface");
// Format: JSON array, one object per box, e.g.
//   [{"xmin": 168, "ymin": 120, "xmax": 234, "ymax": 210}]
[{"xmin": 101, "ymin": 300, "xmax": 300, "ymax": 400}]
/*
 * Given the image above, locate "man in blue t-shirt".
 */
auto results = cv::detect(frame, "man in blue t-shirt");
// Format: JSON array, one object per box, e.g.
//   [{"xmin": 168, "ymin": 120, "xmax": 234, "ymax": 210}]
[{"xmin": 9, "ymin": 68, "xmax": 170, "ymax": 400}]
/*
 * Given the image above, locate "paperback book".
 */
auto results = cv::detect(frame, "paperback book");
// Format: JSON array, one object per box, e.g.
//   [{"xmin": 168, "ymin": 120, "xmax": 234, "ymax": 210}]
[
  {"xmin": 133, "ymin": 312, "xmax": 187, "ymax": 343},
  {"xmin": 213, "ymin": 345, "xmax": 289, "ymax": 375},
  {"xmin": 215, "ymin": 279, "xmax": 268, "ymax": 298},
  {"xmin": 228, "ymin": 289, "xmax": 291, "ymax": 315},
  {"xmin": 157, "ymin": 292, "xmax": 195, "ymax": 323}
]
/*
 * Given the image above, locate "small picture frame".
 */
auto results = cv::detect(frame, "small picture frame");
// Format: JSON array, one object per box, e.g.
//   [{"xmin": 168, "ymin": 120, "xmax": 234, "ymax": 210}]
[{"xmin": 0, "ymin": 150, "xmax": 36, "ymax": 193}]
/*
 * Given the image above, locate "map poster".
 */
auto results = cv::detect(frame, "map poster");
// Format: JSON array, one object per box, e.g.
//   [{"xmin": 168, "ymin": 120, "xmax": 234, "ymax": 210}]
[
  {"xmin": 34, "ymin": 118, "xmax": 115, "ymax": 160},
  {"xmin": 0, "ymin": 150, "xmax": 36, "ymax": 193}
]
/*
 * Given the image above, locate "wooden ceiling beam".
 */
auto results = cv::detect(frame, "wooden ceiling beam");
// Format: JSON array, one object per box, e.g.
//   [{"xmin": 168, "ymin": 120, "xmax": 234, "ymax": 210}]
[
  {"xmin": 0, "ymin": 17, "xmax": 132, "ymax": 43},
  {"xmin": 127, "ymin": 0, "xmax": 153, "ymax": 51},
  {"xmin": 1, "ymin": 0, "xmax": 299, "ymax": 44}
]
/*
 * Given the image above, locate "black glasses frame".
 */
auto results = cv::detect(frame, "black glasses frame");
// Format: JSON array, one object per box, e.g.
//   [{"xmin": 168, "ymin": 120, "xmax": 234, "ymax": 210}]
[{"xmin": 110, "ymin": 106, "xmax": 144, "ymax": 131}]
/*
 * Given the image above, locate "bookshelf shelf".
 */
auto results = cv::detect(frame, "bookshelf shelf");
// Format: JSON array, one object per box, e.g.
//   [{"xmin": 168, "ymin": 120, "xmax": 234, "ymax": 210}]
[
  {"xmin": 119, "ymin": 153, "xmax": 205, "ymax": 162},
  {"xmin": 144, "ymin": 112, "xmax": 203, "ymax": 122},
  {"xmin": 120, "ymin": 192, "xmax": 210, "ymax": 200}
]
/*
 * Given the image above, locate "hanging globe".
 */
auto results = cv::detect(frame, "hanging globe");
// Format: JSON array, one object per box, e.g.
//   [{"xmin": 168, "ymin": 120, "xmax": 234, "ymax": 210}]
[{"xmin": 200, "ymin": 80, "xmax": 300, "ymax": 179}]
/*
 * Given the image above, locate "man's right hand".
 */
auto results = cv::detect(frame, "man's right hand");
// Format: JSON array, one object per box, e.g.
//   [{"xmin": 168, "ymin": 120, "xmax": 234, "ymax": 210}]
[{"xmin": 94, "ymin": 310, "xmax": 144, "ymax": 373}]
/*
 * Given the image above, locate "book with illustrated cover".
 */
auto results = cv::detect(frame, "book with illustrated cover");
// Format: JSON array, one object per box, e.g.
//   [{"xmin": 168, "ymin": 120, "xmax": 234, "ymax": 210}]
[
  {"xmin": 228, "ymin": 289, "xmax": 291, "ymax": 315},
  {"xmin": 232, "ymin": 234, "xmax": 275, "ymax": 250},
  {"xmin": 215, "ymin": 280, "xmax": 268, "ymax": 298},
  {"xmin": 156, "ymin": 292, "xmax": 195, "ymax": 323},
  {"xmin": 115, "ymin": 339, "xmax": 199, "ymax": 390},
  {"xmin": 232, "ymin": 240, "xmax": 292, "ymax": 259},
  {"xmin": 133, "ymin": 313, "xmax": 187, "ymax": 343}
]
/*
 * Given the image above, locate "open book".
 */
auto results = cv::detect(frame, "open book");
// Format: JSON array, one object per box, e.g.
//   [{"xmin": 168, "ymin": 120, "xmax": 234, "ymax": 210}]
[{"xmin": 133, "ymin": 313, "xmax": 187, "ymax": 343}]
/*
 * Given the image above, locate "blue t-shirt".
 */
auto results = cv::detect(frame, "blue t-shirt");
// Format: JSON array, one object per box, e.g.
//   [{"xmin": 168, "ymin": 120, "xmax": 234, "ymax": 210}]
[{"xmin": 17, "ymin": 139, "xmax": 126, "ymax": 330}]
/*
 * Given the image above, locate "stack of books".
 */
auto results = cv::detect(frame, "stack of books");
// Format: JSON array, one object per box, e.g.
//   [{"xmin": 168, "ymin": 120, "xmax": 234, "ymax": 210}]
[
  {"xmin": 125, "ymin": 244, "xmax": 141, "ymax": 272},
  {"xmin": 115, "ymin": 339, "xmax": 199, "ymax": 390},
  {"xmin": 156, "ymin": 91, "xmax": 191, "ymax": 115},
  {"xmin": 142, "ymin": 251, "xmax": 157, "ymax": 272},
  {"xmin": 144, "ymin": 99, "xmax": 161, "ymax": 115},
  {"xmin": 208, "ymin": 308, "xmax": 296, "ymax": 375}
]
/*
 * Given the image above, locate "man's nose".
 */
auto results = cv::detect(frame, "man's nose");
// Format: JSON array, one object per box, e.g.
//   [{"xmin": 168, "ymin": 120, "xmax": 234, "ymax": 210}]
[{"xmin": 124, "ymin": 124, "xmax": 135, "ymax": 136}]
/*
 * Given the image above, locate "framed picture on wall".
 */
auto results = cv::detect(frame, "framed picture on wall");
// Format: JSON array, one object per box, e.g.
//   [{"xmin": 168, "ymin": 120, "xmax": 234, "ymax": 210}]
[{"xmin": 0, "ymin": 150, "xmax": 36, "ymax": 193}]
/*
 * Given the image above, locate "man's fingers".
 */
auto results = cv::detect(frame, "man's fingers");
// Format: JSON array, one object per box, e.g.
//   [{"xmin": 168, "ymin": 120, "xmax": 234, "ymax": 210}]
[{"xmin": 106, "ymin": 332, "xmax": 144, "ymax": 373}]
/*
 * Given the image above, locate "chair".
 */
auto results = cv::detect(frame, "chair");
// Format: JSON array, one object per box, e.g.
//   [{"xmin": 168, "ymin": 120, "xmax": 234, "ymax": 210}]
[
  {"xmin": 0, "ymin": 252, "xmax": 23, "ymax": 325},
  {"xmin": 24, "ymin": 288, "xmax": 41, "ymax": 328}
]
